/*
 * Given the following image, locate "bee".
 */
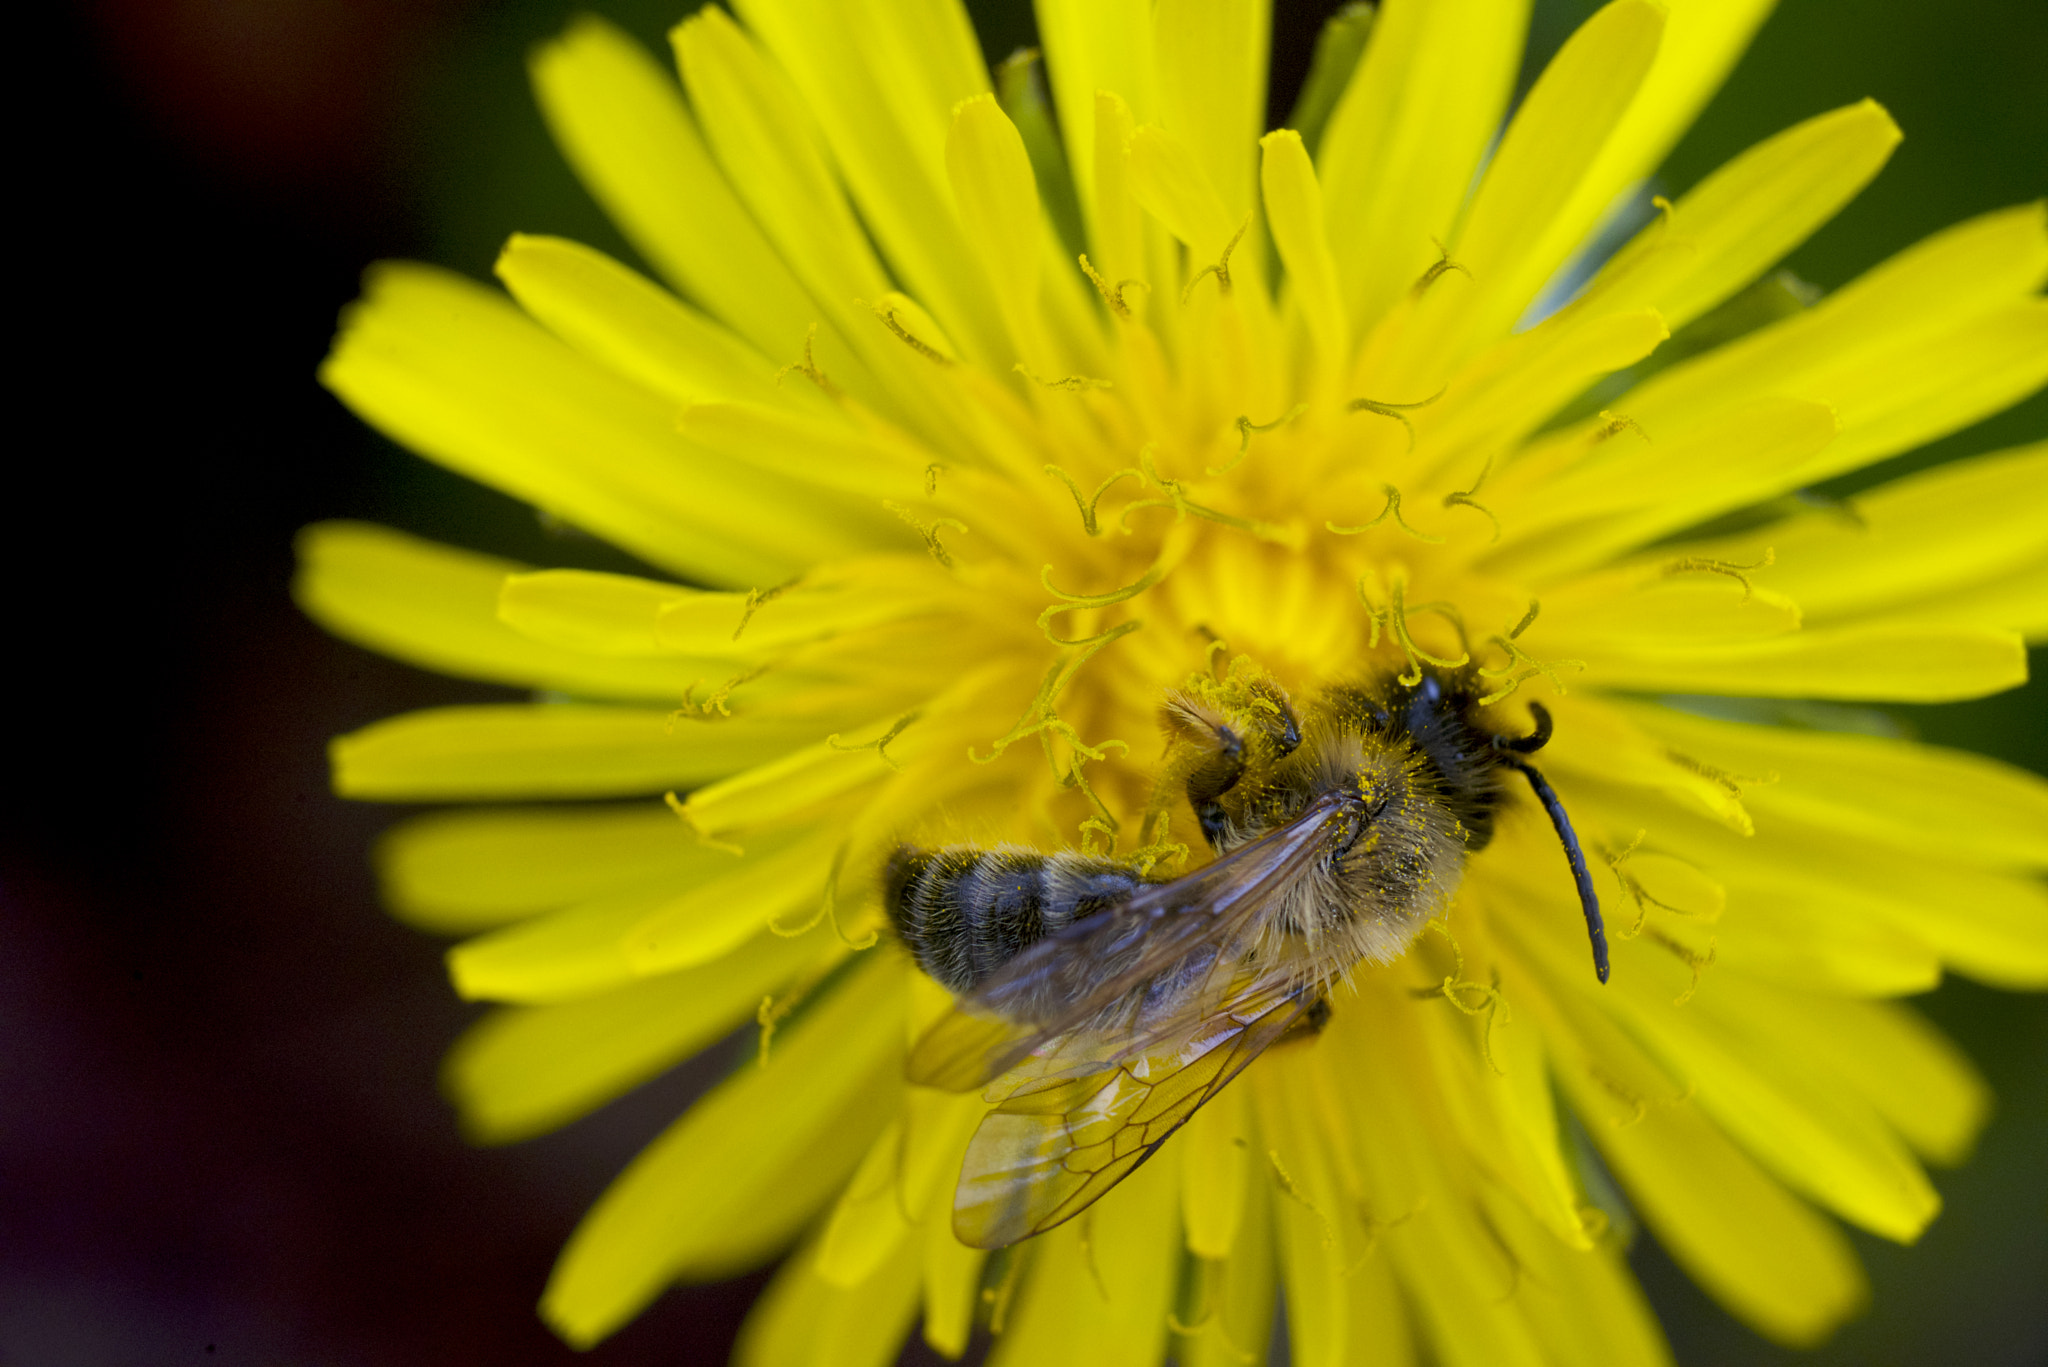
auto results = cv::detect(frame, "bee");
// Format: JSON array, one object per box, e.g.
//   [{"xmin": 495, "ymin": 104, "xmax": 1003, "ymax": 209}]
[{"xmin": 885, "ymin": 662, "xmax": 1606, "ymax": 1248}]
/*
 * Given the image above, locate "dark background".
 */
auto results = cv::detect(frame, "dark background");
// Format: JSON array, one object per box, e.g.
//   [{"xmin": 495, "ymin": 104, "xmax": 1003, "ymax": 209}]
[{"xmin": 4, "ymin": 1, "xmax": 2042, "ymax": 1363}]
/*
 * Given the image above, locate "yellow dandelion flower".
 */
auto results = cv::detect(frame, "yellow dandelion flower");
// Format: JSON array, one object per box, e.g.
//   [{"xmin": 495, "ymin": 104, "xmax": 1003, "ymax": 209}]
[{"xmin": 302, "ymin": 0, "xmax": 2048, "ymax": 1361}]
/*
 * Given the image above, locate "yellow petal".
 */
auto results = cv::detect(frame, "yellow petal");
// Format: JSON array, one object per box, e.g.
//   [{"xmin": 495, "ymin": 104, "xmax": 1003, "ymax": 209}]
[
  {"xmin": 497, "ymin": 554, "xmax": 959, "ymax": 660},
  {"xmin": 1538, "ymin": 573, "xmax": 1803, "ymax": 655},
  {"xmin": 670, "ymin": 9, "xmax": 926, "ymax": 403},
  {"xmin": 1615, "ymin": 701, "xmax": 2048, "ymax": 869},
  {"xmin": 676, "ymin": 723, "xmax": 910, "ymax": 838},
  {"xmin": 372, "ymin": 802, "xmax": 703, "ymax": 933},
  {"xmin": 330, "ymin": 704, "xmax": 843, "ymax": 801},
  {"xmin": 1409, "ymin": 940, "xmax": 1593, "ymax": 1249},
  {"xmin": 1576, "ymin": 620, "xmax": 2027, "ymax": 702},
  {"xmin": 1259, "ymin": 129, "xmax": 1348, "ymax": 374},
  {"xmin": 1673, "ymin": 440, "xmax": 2048, "ymax": 627},
  {"xmin": 1474, "ymin": 1183, "xmax": 1673, "ymax": 1367},
  {"xmin": 1514, "ymin": 941, "xmax": 1869, "ymax": 1345},
  {"xmin": 1153, "ymin": 0, "xmax": 1270, "ymax": 228},
  {"xmin": 816, "ymin": 1120, "xmax": 912, "ymax": 1288},
  {"xmin": 541, "ymin": 955, "xmax": 906, "ymax": 1346},
  {"xmin": 733, "ymin": 1222, "xmax": 924, "ymax": 1367},
  {"xmin": 1944, "ymin": 555, "xmax": 2048, "ymax": 639},
  {"xmin": 1332, "ymin": 1001, "xmax": 1551, "ymax": 1367},
  {"xmin": 729, "ymin": 0, "xmax": 1013, "ymax": 369},
  {"xmin": 946, "ymin": 94, "xmax": 1052, "ymax": 365},
  {"xmin": 447, "ymin": 822, "xmax": 835, "ymax": 1001},
  {"xmin": 1314, "ymin": 0, "xmax": 1532, "ymax": 339},
  {"xmin": 1084, "ymin": 89, "xmax": 1149, "ymax": 291},
  {"xmin": 319, "ymin": 263, "xmax": 881, "ymax": 584},
  {"xmin": 987, "ymin": 1143, "xmax": 1182, "ymax": 1367},
  {"xmin": 898, "ymin": 1086, "xmax": 984, "ymax": 1223},
  {"xmin": 1583, "ymin": 99, "xmax": 1901, "ymax": 331},
  {"xmin": 528, "ymin": 17, "xmax": 842, "ymax": 370},
  {"xmin": 493, "ymin": 233, "xmax": 788, "ymax": 409},
  {"xmin": 1176, "ymin": 1211, "xmax": 1280, "ymax": 1367},
  {"xmin": 1178, "ymin": 1076, "xmax": 1252, "ymax": 1258},
  {"xmin": 1687, "ymin": 976, "xmax": 1991, "ymax": 1166},
  {"xmin": 1126, "ymin": 123, "xmax": 1243, "ymax": 273},
  {"xmin": 1620, "ymin": 203, "xmax": 2048, "ymax": 477},
  {"xmin": 920, "ymin": 1205, "xmax": 986, "ymax": 1358},
  {"xmin": 1412, "ymin": 0, "xmax": 1668, "ymax": 364},
  {"xmin": 1530, "ymin": 0, "xmax": 1779, "ymax": 321},
  {"xmin": 1034, "ymin": 0, "xmax": 1158, "ymax": 240},
  {"xmin": 1257, "ymin": 1050, "xmax": 1394, "ymax": 1367},
  {"xmin": 1535, "ymin": 696, "xmax": 1757, "ymax": 834},
  {"xmin": 443, "ymin": 926, "xmax": 833, "ymax": 1143},
  {"xmin": 1566, "ymin": 785, "xmax": 2048, "ymax": 989},
  {"xmin": 1491, "ymin": 807, "xmax": 1942, "ymax": 997},
  {"xmin": 1538, "ymin": 910, "xmax": 1943, "ymax": 1242},
  {"xmin": 293, "ymin": 521, "xmax": 705, "ymax": 701},
  {"xmin": 1418, "ymin": 306, "xmax": 1669, "ymax": 476},
  {"xmin": 1492, "ymin": 396, "xmax": 1840, "ymax": 574},
  {"xmin": 496, "ymin": 567, "xmax": 693, "ymax": 657}
]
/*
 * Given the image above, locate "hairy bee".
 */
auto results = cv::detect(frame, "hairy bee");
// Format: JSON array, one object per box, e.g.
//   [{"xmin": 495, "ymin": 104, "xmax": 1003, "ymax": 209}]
[{"xmin": 887, "ymin": 663, "xmax": 1606, "ymax": 1248}]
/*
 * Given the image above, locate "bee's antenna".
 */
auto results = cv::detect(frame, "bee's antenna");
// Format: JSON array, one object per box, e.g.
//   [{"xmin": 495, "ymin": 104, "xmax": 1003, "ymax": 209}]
[{"xmin": 1497, "ymin": 752, "xmax": 1608, "ymax": 983}]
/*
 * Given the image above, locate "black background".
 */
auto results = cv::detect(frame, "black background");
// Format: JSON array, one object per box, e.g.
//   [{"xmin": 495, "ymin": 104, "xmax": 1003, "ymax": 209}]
[{"xmin": 4, "ymin": 2, "xmax": 2043, "ymax": 1363}]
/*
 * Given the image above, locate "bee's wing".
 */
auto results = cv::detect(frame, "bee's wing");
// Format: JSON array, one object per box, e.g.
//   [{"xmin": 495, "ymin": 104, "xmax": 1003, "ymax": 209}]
[
  {"xmin": 951, "ymin": 977, "xmax": 1312, "ymax": 1247},
  {"xmin": 907, "ymin": 787, "xmax": 1356, "ymax": 1093}
]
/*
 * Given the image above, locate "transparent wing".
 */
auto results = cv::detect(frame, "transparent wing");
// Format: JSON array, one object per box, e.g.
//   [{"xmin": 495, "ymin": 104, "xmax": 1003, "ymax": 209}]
[
  {"xmin": 908, "ymin": 786, "xmax": 1359, "ymax": 1092},
  {"xmin": 951, "ymin": 978, "xmax": 1313, "ymax": 1248}
]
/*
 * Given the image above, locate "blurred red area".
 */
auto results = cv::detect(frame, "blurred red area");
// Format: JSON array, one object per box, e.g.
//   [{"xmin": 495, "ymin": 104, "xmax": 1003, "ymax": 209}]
[{"xmin": 85, "ymin": 0, "xmax": 466, "ymax": 196}]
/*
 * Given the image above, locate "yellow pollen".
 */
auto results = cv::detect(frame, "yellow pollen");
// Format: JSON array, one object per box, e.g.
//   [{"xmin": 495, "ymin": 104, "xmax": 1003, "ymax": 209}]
[
  {"xmin": 772, "ymin": 322, "xmax": 835, "ymax": 393},
  {"xmin": 1043, "ymin": 464, "xmax": 1142, "ymax": 536},
  {"xmin": 1413, "ymin": 235, "xmax": 1474, "ymax": 293},
  {"xmin": 1209, "ymin": 403, "xmax": 1309, "ymax": 475},
  {"xmin": 1014, "ymin": 361, "xmax": 1113, "ymax": 391},
  {"xmin": 868, "ymin": 301, "xmax": 951, "ymax": 364},
  {"xmin": 1328, "ymin": 483, "xmax": 1443, "ymax": 543},
  {"xmin": 1078, "ymin": 254, "xmax": 1148, "ymax": 319},
  {"xmin": 883, "ymin": 501, "xmax": 968, "ymax": 566},
  {"xmin": 1347, "ymin": 384, "xmax": 1449, "ymax": 452},
  {"xmin": 1266, "ymin": 1149, "xmax": 1339, "ymax": 1249},
  {"xmin": 1182, "ymin": 215, "xmax": 1251, "ymax": 302},
  {"xmin": 826, "ymin": 709, "xmax": 922, "ymax": 770},
  {"xmin": 663, "ymin": 790, "xmax": 744, "ymax": 856},
  {"xmin": 1594, "ymin": 409, "xmax": 1651, "ymax": 443},
  {"xmin": 1660, "ymin": 548, "xmax": 1776, "ymax": 600}
]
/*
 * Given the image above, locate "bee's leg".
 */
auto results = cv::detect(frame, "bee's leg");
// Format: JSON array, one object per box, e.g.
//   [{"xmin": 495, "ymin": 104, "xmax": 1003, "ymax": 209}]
[
  {"xmin": 1278, "ymin": 994, "xmax": 1332, "ymax": 1044},
  {"xmin": 1185, "ymin": 725, "xmax": 1245, "ymax": 850},
  {"xmin": 1164, "ymin": 691, "xmax": 1253, "ymax": 849},
  {"xmin": 1245, "ymin": 678, "xmax": 1303, "ymax": 758}
]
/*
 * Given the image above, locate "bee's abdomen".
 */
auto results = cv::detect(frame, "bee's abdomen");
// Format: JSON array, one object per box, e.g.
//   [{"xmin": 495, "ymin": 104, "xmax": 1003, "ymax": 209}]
[{"xmin": 885, "ymin": 846, "xmax": 1148, "ymax": 993}]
